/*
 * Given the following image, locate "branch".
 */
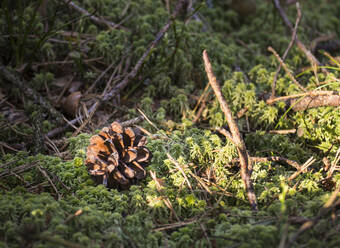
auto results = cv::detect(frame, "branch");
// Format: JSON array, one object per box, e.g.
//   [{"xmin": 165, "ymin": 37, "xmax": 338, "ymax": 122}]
[
  {"xmin": 202, "ymin": 50, "xmax": 258, "ymax": 211},
  {"xmin": 266, "ymin": 90, "xmax": 340, "ymax": 110},
  {"xmin": 272, "ymin": 0, "xmax": 324, "ymax": 71},
  {"xmin": 271, "ymin": 2, "xmax": 302, "ymax": 98},
  {"xmin": 61, "ymin": 0, "xmax": 124, "ymax": 30}
]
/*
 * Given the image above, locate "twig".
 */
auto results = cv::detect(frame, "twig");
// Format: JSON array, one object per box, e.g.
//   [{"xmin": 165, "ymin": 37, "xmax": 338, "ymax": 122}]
[
  {"xmin": 85, "ymin": 62, "xmax": 115, "ymax": 95},
  {"xmin": 121, "ymin": 115, "xmax": 145, "ymax": 127},
  {"xmin": 37, "ymin": 166, "xmax": 61, "ymax": 200},
  {"xmin": 215, "ymin": 127, "xmax": 237, "ymax": 146},
  {"xmin": 291, "ymin": 94, "xmax": 340, "ymax": 111},
  {"xmin": 149, "ymin": 170, "xmax": 180, "ymax": 221},
  {"xmin": 167, "ymin": 153, "xmax": 194, "ymax": 193},
  {"xmin": 266, "ymin": 90, "xmax": 339, "ymax": 104},
  {"xmin": 268, "ymin": 46, "xmax": 306, "ymax": 92},
  {"xmin": 0, "ymin": 65, "xmax": 64, "ymax": 124},
  {"xmin": 0, "ymin": 162, "xmax": 38, "ymax": 177},
  {"xmin": 327, "ymin": 147, "xmax": 340, "ymax": 178},
  {"xmin": 284, "ymin": 184, "xmax": 340, "ymax": 248},
  {"xmin": 61, "ymin": 0, "xmax": 124, "ymax": 30},
  {"xmin": 288, "ymin": 156, "xmax": 315, "ymax": 180},
  {"xmin": 269, "ymin": 129, "xmax": 296, "ymax": 134},
  {"xmin": 272, "ymin": 0, "xmax": 325, "ymax": 71},
  {"xmin": 32, "ymin": 57, "xmax": 103, "ymax": 68},
  {"xmin": 271, "ymin": 2, "xmax": 302, "ymax": 99},
  {"xmin": 202, "ymin": 50, "xmax": 258, "ymax": 211},
  {"xmin": 153, "ymin": 219, "xmax": 197, "ymax": 232},
  {"xmin": 245, "ymin": 156, "xmax": 301, "ymax": 170}
]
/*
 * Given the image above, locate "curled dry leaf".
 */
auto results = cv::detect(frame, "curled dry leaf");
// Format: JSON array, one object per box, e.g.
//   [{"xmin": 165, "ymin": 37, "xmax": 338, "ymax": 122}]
[
  {"xmin": 61, "ymin": 91, "xmax": 82, "ymax": 116},
  {"xmin": 85, "ymin": 122, "xmax": 152, "ymax": 189}
]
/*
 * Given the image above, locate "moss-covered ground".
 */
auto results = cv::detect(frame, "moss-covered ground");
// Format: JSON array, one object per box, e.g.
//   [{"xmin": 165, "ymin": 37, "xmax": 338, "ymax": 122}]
[{"xmin": 0, "ymin": 0, "xmax": 340, "ymax": 247}]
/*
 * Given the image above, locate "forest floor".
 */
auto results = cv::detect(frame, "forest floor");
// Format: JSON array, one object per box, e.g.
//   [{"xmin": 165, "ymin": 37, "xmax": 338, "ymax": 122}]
[{"xmin": 0, "ymin": 0, "xmax": 340, "ymax": 247}]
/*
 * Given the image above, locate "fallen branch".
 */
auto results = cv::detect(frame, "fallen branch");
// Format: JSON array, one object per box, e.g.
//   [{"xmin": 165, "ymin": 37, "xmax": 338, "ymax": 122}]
[
  {"xmin": 203, "ymin": 50, "xmax": 258, "ymax": 211},
  {"xmin": 271, "ymin": 2, "xmax": 302, "ymax": 99}
]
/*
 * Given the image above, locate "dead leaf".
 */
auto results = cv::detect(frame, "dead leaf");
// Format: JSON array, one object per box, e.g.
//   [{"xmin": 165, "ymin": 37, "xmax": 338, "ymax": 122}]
[{"xmin": 61, "ymin": 91, "xmax": 82, "ymax": 116}]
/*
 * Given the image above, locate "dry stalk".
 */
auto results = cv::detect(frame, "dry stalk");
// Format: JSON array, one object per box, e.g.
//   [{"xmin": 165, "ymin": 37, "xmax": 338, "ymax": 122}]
[
  {"xmin": 269, "ymin": 129, "xmax": 296, "ymax": 134},
  {"xmin": 202, "ymin": 50, "xmax": 258, "ymax": 211},
  {"xmin": 288, "ymin": 156, "xmax": 315, "ymax": 181},
  {"xmin": 149, "ymin": 170, "xmax": 180, "ymax": 221},
  {"xmin": 248, "ymin": 156, "xmax": 301, "ymax": 170},
  {"xmin": 266, "ymin": 90, "xmax": 340, "ymax": 104},
  {"xmin": 61, "ymin": 0, "xmax": 125, "ymax": 30},
  {"xmin": 268, "ymin": 46, "xmax": 306, "ymax": 92},
  {"xmin": 272, "ymin": 0, "xmax": 325, "ymax": 72},
  {"xmin": 271, "ymin": 2, "xmax": 302, "ymax": 99}
]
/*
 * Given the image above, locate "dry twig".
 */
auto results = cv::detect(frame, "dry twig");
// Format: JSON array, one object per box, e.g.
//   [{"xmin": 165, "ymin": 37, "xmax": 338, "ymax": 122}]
[
  {"xmin": 268, "ymin": 46, "xmax": 306, "ymax": 92},
  {"xmin": 272, "ymin": 0, "xmax": 324, "ymax": 71},
  {"xmin": 271, "ymin": 2, "xmax": 302, "ymax": 99},
  {"xmin": 149, "ymin": 170, "xmax": 180, "ymax": 221},
  {"xmin": 267, "ymin": 90, "xmax": 340, "ymax": 110},
  {"xmin": 202, "ymin": 50, "xmax": 258, "ymax": 211},
  {"xmin": 61, "ymin": 0, "xmax": 124, "ymax": 30},
  {"xmin": 288, "ymin": 156, "xmax": 315, "ymax": 180}
]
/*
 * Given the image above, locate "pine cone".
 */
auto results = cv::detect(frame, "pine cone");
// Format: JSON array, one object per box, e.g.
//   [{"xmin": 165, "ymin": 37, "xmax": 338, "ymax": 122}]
[{"xmin": 85, "ymin": 122, "xmax": 152, "ymax": 189}]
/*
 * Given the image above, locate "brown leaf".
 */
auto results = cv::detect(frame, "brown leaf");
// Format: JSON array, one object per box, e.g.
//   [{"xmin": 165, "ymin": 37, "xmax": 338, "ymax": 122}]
[{"xmin": 61, "ymin": 91, "xmax": 82, "ymax": 116}]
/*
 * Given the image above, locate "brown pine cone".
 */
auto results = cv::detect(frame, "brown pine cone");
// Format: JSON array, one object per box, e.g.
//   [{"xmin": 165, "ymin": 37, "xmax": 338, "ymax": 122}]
[{"xmin": 85, "ymin": 122, "xmax": 152, "ymax": 189}]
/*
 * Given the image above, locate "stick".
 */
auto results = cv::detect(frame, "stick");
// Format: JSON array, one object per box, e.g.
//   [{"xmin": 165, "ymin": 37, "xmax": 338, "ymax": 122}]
[
  {"xmin": 38, "ymin": 165, "xmax": 61, "ymax": 200},
  {"xmin": 288, "ymin": 156, "xmax": 315, "ymax": 180},
  {"xmin": 266, "ymin": 90, "xmax": 339, "ymax": 104},
  {"xmin": 202, "ymin": 50, "xmax": 258, "ymax": 211},
  {"xmin": 272, "ymin": 0, "xmax": 324, "ymax": 71},
  {"xmin": 271, "ymin": 2, "xmax": 302, "ymax": 99},
  {"xmin": 61, "ymin": 0, "xmax": 123, "ymax": 30},
  {"xmin": 247, "ymin": 156, "xmax": 301, "ymax": 170},
  {"xmin": 268, "ymin": 46, "xmax": 306, "ymax": 92}
]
